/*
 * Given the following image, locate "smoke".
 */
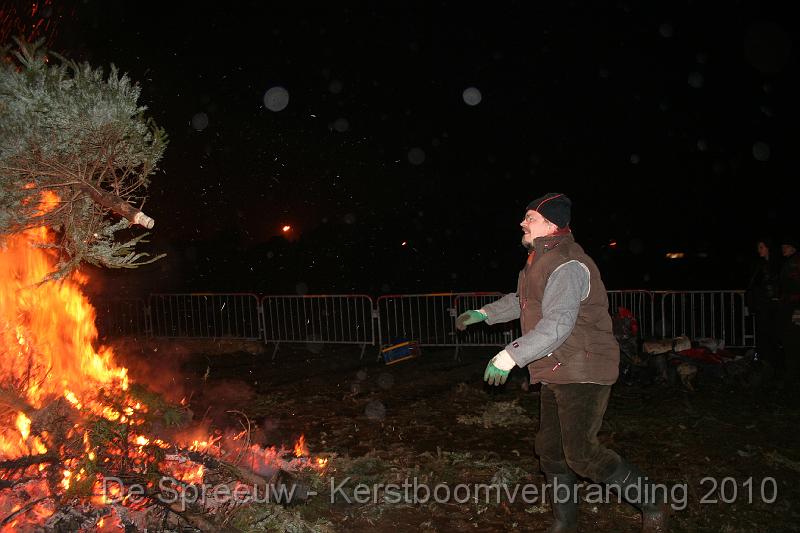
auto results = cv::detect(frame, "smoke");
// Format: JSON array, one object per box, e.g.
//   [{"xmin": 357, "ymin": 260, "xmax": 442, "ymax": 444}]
[
  {"xmin": 196, "ymin": 379, "xmax": 257, "ymax": 425},
  {"xmin": 108, "ymin": 338, "xmax": 194, "ymax": 404}
]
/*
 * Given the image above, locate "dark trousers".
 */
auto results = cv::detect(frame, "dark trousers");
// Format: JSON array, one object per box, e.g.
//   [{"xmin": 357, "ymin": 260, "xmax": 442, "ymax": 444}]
[
  {"xmin": 783, "ymin": 308, "xmax": 800, "ymax": 384},
  {"xmin": 755, "ymin": 301, "xmax": 783, "ymax": 371},
  {"xmin": 536, "ymin": 383, "xmax": 621, "ymax": 481}
]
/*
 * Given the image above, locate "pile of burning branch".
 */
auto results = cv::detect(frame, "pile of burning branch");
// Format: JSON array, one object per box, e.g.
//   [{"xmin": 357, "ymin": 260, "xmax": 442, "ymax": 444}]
[
  {"xmin": 1, "ymin": 394, "xmax": 324, "ymax": 531},
  {"xmin": 1, "ymin": 214, "xmax": 326, "ymax": 531}
]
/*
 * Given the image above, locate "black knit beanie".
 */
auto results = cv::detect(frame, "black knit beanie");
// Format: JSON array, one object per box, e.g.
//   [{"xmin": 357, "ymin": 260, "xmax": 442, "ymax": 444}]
[{"xmin": 526, "ymin": 193, "xmax": 571, "ymax": 228}]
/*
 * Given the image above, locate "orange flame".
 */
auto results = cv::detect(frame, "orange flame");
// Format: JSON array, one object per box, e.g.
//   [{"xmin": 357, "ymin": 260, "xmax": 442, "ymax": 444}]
[
  {"xmin": 293, "ymin": 434, "xmax": 308, "ymax": 458},
  {"xmin": 1, "ymin": 192, "xmax": 131, "ymax": 525},
  {"xmin": 0, "ymin": 192, "xmax": 129, "ymax": 419}
]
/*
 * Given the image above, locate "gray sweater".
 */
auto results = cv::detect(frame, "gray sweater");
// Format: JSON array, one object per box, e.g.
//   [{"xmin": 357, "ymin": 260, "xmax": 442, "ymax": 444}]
[{"xmin": 482, "ymin": 260, "xmax": 590, "ymax": 368}]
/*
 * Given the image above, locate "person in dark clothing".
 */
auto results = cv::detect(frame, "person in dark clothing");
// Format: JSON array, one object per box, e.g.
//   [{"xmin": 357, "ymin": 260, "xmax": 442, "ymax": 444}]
[
  {"xmin": 746, "ymin": 239, "xmax": 783, "ymax": 371},
  {"xmin": 779, "ymin": 237, "xmax": 800, "ymax": 385},
  {"xmin": 457, "ymin": 193, "xmax": 669, "ymax": 532}
]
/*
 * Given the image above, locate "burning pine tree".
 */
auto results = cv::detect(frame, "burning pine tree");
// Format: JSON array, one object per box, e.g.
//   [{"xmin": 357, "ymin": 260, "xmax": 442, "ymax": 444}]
[{"xmin": 0, "ymin": 41, "xmax": 328, "ymax": 531}]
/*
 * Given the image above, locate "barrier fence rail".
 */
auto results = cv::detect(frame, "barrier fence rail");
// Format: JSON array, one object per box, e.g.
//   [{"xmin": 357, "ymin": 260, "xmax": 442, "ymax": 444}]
[
  {"xmin": 452, "ymin": 292, "xmax": 521, "ymax": 356},
  {"xmin": 93, "ymin": 289, "xmax": 756, "ymax": 350},
  {"xmin": 376, "ymin": 293, "xmax": 459, "ymax": 348},
  {"xmin": 148, "ymin": 293, "xmax": 262, "ymax": 340},
  {"xmin": 93, "ymin": 298, "xmax": 149, "ymax": 337},
  {"xmin": 657, "ymin": 290, "xmax": 753, "ymax": 348},
  {"xmin": 261, "ymin": 294, "xmax": 375, "ymax": 358}
]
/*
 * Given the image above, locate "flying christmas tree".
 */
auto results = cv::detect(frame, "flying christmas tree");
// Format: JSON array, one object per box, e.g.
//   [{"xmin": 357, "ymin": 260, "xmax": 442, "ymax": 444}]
[{"xmin": 0, "ymin": 38, "xmax": 167, "ymax": 279}]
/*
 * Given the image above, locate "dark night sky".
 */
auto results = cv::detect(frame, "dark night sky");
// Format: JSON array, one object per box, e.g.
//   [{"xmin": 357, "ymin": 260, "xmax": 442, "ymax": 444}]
[{"xmin": 5, "ymin": 1, "xmax": 797, "ymax": 295}]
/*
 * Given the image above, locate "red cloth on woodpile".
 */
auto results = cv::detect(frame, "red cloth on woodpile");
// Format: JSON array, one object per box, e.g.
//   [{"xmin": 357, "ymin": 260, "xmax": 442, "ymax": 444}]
[{"xmin": 674, "ymin": 347, "xmax": 724, "ymax": 364}]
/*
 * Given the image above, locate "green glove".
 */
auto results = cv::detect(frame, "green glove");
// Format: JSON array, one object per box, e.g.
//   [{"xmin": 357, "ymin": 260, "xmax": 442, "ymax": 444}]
[
  {"xmin": 484, "ymin": 350, "xmax": 515, "ymax": 386},
  {"xmin": 456, "ymin": 310, "xmax": 487, "ymax": 331}
]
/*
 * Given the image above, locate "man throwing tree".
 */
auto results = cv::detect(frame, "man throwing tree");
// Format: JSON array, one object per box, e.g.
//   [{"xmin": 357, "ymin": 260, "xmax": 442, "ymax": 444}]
[{"xmin": 456, "ymin": 193, "xmax": 669, "ymax": 532}]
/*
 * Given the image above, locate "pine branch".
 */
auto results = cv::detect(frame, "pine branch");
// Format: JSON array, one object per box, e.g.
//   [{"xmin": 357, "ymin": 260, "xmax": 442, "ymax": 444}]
[{"xmin": 0, "ymin": 39, "xmax": 167, "ymax": 278}]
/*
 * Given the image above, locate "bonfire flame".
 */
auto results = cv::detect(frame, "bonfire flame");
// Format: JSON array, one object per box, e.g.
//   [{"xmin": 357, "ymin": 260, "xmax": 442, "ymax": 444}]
[
  {"xmin": 1, "ymin": 191, "xmax": 327, "ymax": 530},
  {"xmin": 1, "ymin": 191, "xmax": 128, "ymax": 409}
]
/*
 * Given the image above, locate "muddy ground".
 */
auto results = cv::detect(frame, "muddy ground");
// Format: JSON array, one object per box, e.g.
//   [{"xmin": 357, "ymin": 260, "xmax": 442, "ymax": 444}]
[{"xmin": 114, "ymin": 338, "xmax": 800, "ymax": 532}]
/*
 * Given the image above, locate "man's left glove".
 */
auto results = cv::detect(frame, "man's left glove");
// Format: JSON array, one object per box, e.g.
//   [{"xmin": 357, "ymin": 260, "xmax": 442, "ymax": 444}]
[
  {"xmin": 456, "ymin": 310, "xmax": 488, "ymax": 331},
  {"xmin": 484, "ymin": 349, "xmax": 516, "ymax": 385}
]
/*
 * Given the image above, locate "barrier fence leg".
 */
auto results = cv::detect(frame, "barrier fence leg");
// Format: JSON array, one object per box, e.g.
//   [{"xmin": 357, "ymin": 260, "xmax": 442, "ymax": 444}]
[
  {"xmin": 144, "ymin": 305, "xmax": 153, "ymax": 338},
  {"xmin": 257, "ymin": 304, "xmax": 266, "ymax": 345},
  {"xmin": 271, "ymin": 342, "xmax": 280, "ymax": 361},
  {"xmin": 359, "ymin": 343, "xmax": 366, "ymax": 360}
]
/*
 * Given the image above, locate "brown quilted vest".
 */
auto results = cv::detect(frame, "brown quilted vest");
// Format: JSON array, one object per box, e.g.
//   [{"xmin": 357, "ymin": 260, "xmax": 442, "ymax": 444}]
[{"xmin": 520, "ymin": 232, "xmax": 619, "ymax": 385}]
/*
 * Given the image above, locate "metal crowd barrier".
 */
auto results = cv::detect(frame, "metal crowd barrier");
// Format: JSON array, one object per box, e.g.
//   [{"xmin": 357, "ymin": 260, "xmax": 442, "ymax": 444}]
[
  {"xmin": 260, "ymin": 294, "xmax": 375, "ymax": 358},
  {"xmin": 93, "ymin": 297, "xmax": 150, "ymax": 337},
  {"xmin": 376, "ymin": 293, "xmax": 462, "ymax": 348},
  {"xmin": 376, "ymin": 292, "xmax": 521, "ymax": 359},
  {"xmin": 149, "ymin": 293, "xmax": 262, "ymax": 340},
  {"xmin": 657, "ymin": 290, "xmax": 753, "ymax": 348},
  {"xmin": 93, "ymin": 289, "xmax": 756, "ymax": 350}
]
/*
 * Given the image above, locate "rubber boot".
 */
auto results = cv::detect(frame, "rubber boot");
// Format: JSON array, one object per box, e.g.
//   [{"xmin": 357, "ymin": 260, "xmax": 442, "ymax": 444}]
[
  {"xmin": 546, "ymin": 472, "xmax": 578, "ymax": 533},
  {"xmin": 604, "ymin": 459, "xmax": 669, "ymax": 533}
]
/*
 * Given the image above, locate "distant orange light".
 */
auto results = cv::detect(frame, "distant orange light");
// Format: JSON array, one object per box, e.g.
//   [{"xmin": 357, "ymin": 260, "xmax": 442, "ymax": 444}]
[
  {"xmin": 401, "ymin": 241, "xmax": 407, "ymax": 246},
  {"xmin": 282, "ymin": 225, "xmax": 291, "ymax": 232},
  {"xmin": 609, "ymin": 241, "xmax": 617, "ymax": 248}
]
